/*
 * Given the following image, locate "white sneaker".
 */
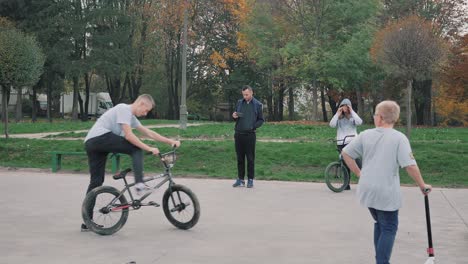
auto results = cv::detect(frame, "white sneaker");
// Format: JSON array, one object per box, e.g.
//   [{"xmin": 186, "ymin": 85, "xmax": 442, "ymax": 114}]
[{"xmin": 135, "ymin": 182, "xmax": 152, "ymax": 196}]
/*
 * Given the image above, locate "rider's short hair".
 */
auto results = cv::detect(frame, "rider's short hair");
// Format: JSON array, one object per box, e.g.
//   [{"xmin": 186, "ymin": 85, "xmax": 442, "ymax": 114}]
[
  {"xmin": 136, "ymin": 94, "xmax": 155, "ymax": 108},
  {"xmin": 376, "ymin": 100, "xmax": 400, "ymax": 124},
  {"xmin": 242, "ymin": 85, "xmax": 253, "ymax": 92}
]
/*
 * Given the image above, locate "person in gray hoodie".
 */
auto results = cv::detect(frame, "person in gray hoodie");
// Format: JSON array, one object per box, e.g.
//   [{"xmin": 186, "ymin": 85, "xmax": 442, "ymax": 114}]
[{"xmin": 329, "ymin": 98, "xmax": 363, "ymax": 190}]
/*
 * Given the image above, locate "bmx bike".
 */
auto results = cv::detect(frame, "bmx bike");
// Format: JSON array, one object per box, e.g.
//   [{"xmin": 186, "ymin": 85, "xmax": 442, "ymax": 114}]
[
  {"xmin": 81, "ymin": 148, "xmax": 200, "ymax": 235},
  {"xmin": 324, "ymin": 135, "xmax": 355, "ymax": 193}
]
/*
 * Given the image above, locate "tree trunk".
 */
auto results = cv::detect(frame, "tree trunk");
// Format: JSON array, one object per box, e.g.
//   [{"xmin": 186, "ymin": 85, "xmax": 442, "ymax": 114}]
[
  {"xmin": 328, "ymin": 95, "xmax": 338, "ymax": 115},
  {"xmin": 130, "ymin": 71, "xmax": 142, "ymax": 102},
  {"xmin": 165, "ymin": 40, "xmax": 180, "ymax": 119},
  {"xmin": 288, "ymin": 85, "xmax": 294, "ymax": 120},
  {"xmin": 430, "ymin": 84, "xmax": 435, "ymax": 126},
  {"xmin": 423, "ymin": 80, "xmax": 432, "ymax": 126},
  {"xmin": 82, "ymin": 72, "xmax": 91, "ymax": 121},
  {"xmin": 1, "ymin": 86, "xmax": 10, "ymax": 123},
  {"xmin": 320, "ymin": 86, "xmax": 328, "ymax": 122},
  {"xmin": 311, "ymin": 83, "xmax": 318, "ymax": 121},
  {"xmin": 356, "ymin": 88, "xmax": 363, "ymax": 118},
  {"xmin": 72, "ymin": 76, "xmax": 79, "ymax": 120},
  {"xmin": 32, "ymin": 87, "xmax": 37, "ymax": 122},
  {"xmin": 278, "ymin": 82, "xmax": 286, "ymax": 121},
  {"xmin": 47, "ymin": 77, "xmax": 52, "ymax": 123},
  {"xmin": 267, "ymin": 72, "xmax": 274, "ymax": 121},
  {"xmin": 413, "ymin": 79, "xmax": 432, "ymax": 126},
  {"xmin": 406, "ymin": 79, "xmax": 412, "ymax": 138},
  {"xmin": 173, "ymin": 44, "xmax": 181, "ymax": 119},
  {"xmin": 369, "ymin": 79, "xmax": 384, "ymax": 115},
  {"xmin": 1, "ymin": 85, "xmax": 9, "ymax": 138},
  {"xmin": 106, "ymin": 74, "xmax": 122, "ymax": 105},
  {"xmin": 77, "ymin": 93, "xmax": 85, "ymax": 121},
  {"xmin": 15, "ymin": 86, "xmax": 23, "ymax": 122}
]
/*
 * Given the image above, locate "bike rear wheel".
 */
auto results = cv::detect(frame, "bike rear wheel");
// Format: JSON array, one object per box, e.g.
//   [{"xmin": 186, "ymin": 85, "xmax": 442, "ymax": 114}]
[
  {"xmin": 162, "ymin": 184, "xmax": 200, "ymax": 230},
  {"xmin": 324, "ymin": 162, "xmax": 350, "ymax": 193},
  {"xmin": 82, "ymin": 186, "xmax": 129, "ymax": 235}
]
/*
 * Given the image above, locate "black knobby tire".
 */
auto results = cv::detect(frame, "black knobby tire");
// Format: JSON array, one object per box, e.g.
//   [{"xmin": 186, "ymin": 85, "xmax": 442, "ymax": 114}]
[
  {"xmin": 324, "ymin": 162, "xmax": 350, "ymax": 193},
  {"xmin": 81, "ymin": 186, "xmax": 129, "ymax": 235},
  {"xmin": 162, "ymin": 184, "xmax": 200, "ymax": 230}
]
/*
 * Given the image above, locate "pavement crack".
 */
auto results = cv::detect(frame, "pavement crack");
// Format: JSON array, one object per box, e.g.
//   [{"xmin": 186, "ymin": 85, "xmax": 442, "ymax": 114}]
[{"xmin": 440, "ymin": 189, "xmax": 468, "ymax": 231}]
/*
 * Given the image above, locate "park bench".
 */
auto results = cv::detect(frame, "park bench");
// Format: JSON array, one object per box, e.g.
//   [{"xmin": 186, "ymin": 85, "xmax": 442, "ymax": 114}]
[{"xmin": 47, "ymin": 151, "xmax": 121, "ymax": 173}]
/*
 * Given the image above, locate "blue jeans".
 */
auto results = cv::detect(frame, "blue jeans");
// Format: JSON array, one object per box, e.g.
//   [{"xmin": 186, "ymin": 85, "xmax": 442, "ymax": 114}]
[{"xmin": 368, "ymin": 208, "xmax": 399, "ymax": 264}]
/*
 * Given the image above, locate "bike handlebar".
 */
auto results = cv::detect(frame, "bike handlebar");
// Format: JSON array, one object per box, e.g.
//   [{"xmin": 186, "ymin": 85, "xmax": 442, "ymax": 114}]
[
  {"xmin": 333, "ymin": 135, "xmax": 355, "ymax": 145},
  {"xmin": 145, "ymin": 146, "xmax": 178, "ymax": 156}
]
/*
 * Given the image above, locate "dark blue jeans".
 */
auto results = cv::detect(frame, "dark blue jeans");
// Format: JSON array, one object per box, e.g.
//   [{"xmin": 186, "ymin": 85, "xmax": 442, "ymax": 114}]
[{"xmin": 368, "ymin": 208, "xmax": 399, "ymax": 264}]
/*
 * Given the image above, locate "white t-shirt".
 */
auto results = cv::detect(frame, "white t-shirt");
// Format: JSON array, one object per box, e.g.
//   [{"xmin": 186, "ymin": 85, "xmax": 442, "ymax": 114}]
[
  {"xmin": 343, "ymin": 127, "xmax": 417, "ymax": 211},
  {"xmin": 85, "ymin": 104, "xmax": 141, "ymax": 142}
]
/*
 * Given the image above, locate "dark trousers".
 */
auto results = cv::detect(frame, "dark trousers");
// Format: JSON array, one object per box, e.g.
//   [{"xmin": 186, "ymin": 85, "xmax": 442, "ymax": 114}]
[
  {"xmin": 234, "ymin": 132, "xmax": 256, "ymax": 180},
  {"xmin": 85, "ymin": 132, "xmax": 144, "ymax": 194}
]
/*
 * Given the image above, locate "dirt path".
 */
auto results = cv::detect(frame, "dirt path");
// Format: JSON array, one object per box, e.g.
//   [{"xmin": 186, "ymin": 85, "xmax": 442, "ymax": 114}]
[
  {"xmin": 6, "ymin": 123, "xmax": 206, "ymax": 139},
  {"xmin": 6, "ymin": 122, "xmax": 311, "ymax": 143}
]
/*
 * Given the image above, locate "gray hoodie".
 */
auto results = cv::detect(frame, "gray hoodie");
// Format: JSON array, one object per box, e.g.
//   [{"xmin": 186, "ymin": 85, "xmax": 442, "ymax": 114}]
[{"xmin": 329, "ymin": 99, "xmax": 363, "ymax": 145}]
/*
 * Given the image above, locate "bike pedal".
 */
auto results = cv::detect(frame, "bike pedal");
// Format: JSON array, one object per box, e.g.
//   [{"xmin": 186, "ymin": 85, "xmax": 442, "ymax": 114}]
[{"xmin": 147, "ymin": 201, "xmax": 160, "ymax": 207}]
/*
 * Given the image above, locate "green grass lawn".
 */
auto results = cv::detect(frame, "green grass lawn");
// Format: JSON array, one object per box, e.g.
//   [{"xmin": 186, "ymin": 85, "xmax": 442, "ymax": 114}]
[
  {"xmin": 41, "ymin": 122, "xmax": 468, "ymax": 144},
  {"xmin": 0, "ymin": 121, "xmax": 467, "ymax": 187}
]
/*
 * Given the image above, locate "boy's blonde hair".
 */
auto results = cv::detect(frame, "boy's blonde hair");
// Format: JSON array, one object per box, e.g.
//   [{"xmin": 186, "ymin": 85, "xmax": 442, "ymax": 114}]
[
  {"xmin": 376, "ymin": 100, "xmax": 400, "ymax": 124},
  {"xmin": 135, "ymin": 94, "xmax": 155, "ymax": 108}
]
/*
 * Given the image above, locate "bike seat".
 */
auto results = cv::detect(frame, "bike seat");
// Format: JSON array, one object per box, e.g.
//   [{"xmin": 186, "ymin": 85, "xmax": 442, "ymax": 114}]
[{"xmin": 113, "ymin": 168, "xmax": 132, "ymax": 180}]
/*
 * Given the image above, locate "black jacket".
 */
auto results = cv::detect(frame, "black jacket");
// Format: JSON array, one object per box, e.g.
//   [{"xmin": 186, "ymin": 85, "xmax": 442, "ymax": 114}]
[{"xmin": 234, "ymin": 97, "xmax": 264, "ymax": 132}]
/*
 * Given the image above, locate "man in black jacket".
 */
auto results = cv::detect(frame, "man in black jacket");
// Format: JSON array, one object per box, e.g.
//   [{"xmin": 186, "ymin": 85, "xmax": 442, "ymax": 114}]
[{"xmin": 232, "ymin": 85, "xmax": 264, "ymax": 188}]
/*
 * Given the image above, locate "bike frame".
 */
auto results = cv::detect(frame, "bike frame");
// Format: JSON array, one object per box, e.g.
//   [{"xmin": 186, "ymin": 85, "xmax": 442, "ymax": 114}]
[
  {"xmin": 106, "ymin": 150, "xmax": 177, "ymax": 210},
  {"xmin": 334, "ymin": 135, "xmax": 355, "ymax": 165}
]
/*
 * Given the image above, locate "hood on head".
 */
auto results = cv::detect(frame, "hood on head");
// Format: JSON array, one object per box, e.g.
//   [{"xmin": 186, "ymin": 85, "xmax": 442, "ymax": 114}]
[{"xmin": 339, "ymin": 98, "xmax": 352, "ymax": 107}]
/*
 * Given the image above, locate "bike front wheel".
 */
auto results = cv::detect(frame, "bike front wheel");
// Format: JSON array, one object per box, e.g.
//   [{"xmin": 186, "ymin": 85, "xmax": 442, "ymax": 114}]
[
  {"xmin": 82, "ymin": 186, "xmax": 129, "ymax": 235},
  {"xmin": 162, "ymin": 184, "xmax": 200, "ymax": 230},
  {"xmin": 324, "ymin": 162, "xmax": 350, "ymax": 193}
]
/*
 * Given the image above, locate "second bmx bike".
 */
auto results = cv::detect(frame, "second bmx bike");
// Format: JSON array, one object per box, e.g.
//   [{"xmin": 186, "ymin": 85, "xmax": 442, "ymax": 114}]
[{"xmin": 324, "ymin": 135, "xmax": 355, "ymax": 193}]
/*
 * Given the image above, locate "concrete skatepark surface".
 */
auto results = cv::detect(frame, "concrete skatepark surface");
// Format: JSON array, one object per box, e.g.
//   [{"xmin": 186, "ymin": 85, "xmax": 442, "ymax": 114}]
[{"xmin": 0, "ymin": 168, "xmax": 467, "ymax": 264}]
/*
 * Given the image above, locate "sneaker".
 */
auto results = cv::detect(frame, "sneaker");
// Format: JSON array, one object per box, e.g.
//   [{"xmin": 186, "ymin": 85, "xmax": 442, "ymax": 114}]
[
  {"xmin": 247, "ymin": 179, "xmax": 254, "ymax": 188},
  {"xmin": 81, "ymin": 223, "xmax": 103, "ymax": 232},
  {"xmin": 232, "ymin": 179, "xmax": 245, "ymax": 187},
  {"xmin": 135, "ymin": 182, "xmax": 152, "ymax": 196},
  {"xmin": 81, "ymin": 223, "xmax": 90, "ymax": 232}
]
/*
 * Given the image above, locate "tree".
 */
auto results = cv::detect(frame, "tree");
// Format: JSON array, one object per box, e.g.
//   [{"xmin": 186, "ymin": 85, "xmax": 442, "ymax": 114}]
[
  {"xmin": 435, "ymin": 34, "xmax": 468, "ymax": 126},
  {"xmin": 241, "ymin": 0, "xmax": 297, "ymax": 121},
  {"xmin": 0, "ymin": 25, "xmax": 44, "ymax": 138},
  {"xmin": 379, "ymin": 0, "xmax": 467, "ymax": 125},
  {"xmin": 371, "ymin": 15, "xmax": 446, "ymax": 137},
  {"xmin": 284, "ymin": 0, "xmax": 381, "ymax": 121},
  {"xmin": 322, "ymin": 25, "xmax": 382, "ymax": 118},
  {"xmin": 195, "ymin": 0, "xmax": 254, "ymax": 119},
  {"xmin": 3, "ymin": 0, "xmax": 76, "ymax": 122}
]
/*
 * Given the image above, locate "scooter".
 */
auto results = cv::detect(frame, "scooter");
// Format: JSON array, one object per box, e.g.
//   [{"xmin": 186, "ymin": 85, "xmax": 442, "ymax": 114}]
[{"xmin": 424, "ymin": 193, "xmax": 435, "ymax": 264}]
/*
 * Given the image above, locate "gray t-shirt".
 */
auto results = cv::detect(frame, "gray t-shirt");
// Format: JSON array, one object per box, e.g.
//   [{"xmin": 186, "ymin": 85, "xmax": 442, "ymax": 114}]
[
  {"xmin": 85, "ymin": 104, "xmax": 141, "ymax": 142},
  {"xmin": 343, "ymin": 127, "xmax": 417, "ymax": 211}
]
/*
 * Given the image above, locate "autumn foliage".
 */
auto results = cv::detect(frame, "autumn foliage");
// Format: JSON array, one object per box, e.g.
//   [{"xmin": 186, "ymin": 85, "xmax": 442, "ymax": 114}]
[
  {"xmin": 435, "ymin": 34, "xmax": 468, "ymax": 126},
  {"xmin": 209, "ymin": 0, "xmax": 252, "ymax": 71},
  {"xmin": 370, "ymin": 15, "xmax": 446, "ymax": 78}
]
